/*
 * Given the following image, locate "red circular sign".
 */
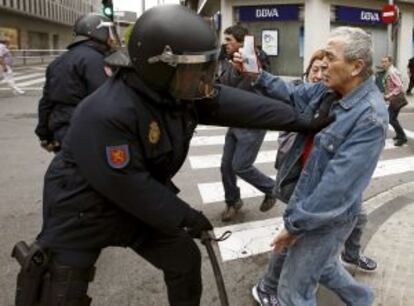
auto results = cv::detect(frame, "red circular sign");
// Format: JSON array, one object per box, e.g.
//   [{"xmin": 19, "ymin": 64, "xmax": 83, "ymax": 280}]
[{"xmin": 382, "ymin": 4, "xmax": 398, "ymax": 24}]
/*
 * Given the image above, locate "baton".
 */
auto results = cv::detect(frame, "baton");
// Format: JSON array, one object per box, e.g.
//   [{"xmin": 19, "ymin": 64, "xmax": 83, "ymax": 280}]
[{"xmin": 201, "ymin": 230, "xmax": 232, "ymax": 306}]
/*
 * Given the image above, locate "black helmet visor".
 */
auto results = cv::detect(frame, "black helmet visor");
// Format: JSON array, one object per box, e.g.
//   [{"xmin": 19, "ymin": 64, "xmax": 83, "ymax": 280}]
[
  {"xmin": 148, "ymin": 46, "xmax": 219, "ymax": 100},
  {"xmin": 96, "ymin": 21, "xmax": 121, "ymax": 49}
]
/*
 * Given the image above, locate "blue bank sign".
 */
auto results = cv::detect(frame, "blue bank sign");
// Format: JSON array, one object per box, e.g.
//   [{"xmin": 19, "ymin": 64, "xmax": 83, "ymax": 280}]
[
  {"xmin": 336, "ymin": 6, "xmax": 384, "ymax": 26},
  {"xmin": 238, "ymin": 5, "xmax": 300, "ymax": 22}
]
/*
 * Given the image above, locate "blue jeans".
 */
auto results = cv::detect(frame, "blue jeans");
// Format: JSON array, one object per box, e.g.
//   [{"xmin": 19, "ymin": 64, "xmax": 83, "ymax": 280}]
[
  {"xmin": 220, "ymin": 128, "xmax": 275, "ymax": 205},
  {"xmin": 343, "ymin": 211, "xmax": 367, "ymax": 261},
  {"xmin": 261, "ymin": 216, "xmax": 374, "ymax": 306}
]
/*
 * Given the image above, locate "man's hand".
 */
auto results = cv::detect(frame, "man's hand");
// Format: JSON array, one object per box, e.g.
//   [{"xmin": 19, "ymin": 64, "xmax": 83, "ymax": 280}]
[
  {"xmin": 182, "ymin": 209, "xmax": 213, "ymax": 239},
  {"xmin": 271, "ymin": 228, "xmax": 298, "ymax": 253},
  {"xmin": 231, "ymin": 51, "xmax": 261, "ymax": 81}
]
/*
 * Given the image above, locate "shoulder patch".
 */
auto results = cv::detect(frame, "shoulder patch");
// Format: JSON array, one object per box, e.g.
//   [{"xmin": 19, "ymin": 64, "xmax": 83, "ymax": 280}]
[{"xmin": 106, "ymin": 145, "xmax": 130, "ymax": 169}]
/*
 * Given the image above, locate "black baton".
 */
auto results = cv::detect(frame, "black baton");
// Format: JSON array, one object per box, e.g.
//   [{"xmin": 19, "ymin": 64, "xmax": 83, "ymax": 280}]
[{"xmin": 201, "ymin": 231, "xmax": 232, "ymax": 306}]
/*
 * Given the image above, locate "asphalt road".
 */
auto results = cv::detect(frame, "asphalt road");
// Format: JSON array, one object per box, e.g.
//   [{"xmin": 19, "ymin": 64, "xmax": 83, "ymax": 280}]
[{"xmin": 1, "ymin": 84, "xmax": 414, "ymax": 306}]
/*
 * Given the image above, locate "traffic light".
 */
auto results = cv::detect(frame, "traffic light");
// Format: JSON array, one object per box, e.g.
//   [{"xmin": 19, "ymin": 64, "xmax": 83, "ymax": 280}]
[{"xmin": 102, "ymin": 0, "xmax": 114, "ymax": 21}]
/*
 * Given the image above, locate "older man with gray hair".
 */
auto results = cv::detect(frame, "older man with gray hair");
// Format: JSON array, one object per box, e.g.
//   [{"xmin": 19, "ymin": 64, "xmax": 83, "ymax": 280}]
[{"xmin": 239, "ymin": 27, "xmax": 389, "ymax": 306}]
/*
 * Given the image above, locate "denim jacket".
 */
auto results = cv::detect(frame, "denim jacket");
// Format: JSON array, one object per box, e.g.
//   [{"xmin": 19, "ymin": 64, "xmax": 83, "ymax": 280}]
[{"xmin": 254, "ymin": 72, "xmax": 389, "ymax": 235}]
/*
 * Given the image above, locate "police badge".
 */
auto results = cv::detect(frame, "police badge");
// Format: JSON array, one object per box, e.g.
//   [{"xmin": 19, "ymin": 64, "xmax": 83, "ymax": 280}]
[{"xmin": 148, "ymin": 121, "xmax": 161, "ymax": 144}]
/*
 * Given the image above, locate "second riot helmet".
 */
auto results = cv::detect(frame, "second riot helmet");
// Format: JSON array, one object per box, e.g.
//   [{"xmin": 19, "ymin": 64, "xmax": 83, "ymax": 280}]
[
  {"xmin": 128, "ymin": 5, "xmax": 219, "ymax": 100},
  {"xmin": 72, "ymin": 13, "xmax": 120, "ymax": 49}
]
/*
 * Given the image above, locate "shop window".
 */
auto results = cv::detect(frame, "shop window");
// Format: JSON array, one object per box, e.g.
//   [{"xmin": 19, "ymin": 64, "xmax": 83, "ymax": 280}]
[
  {"xmin": 0, "ymin": 27, "xmax": 20, "ymax": 49},
  {"xmin": 28, "ymin": 31, "xmax": 49, "ymax": 49}
]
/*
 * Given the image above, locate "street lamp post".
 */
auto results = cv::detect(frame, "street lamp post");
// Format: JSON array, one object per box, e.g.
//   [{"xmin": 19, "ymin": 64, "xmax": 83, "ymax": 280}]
[{"xmin": 387, "ymin": 0, "xmax": 394, "ymax": 57}]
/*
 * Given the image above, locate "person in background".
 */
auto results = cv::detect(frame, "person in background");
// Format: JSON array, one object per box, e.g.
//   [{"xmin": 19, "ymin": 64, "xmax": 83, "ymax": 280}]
[
  {"xmin": 0, "ymin": 37, "xmax": 25, "ymax": 95},
  {"xmin": 257, "ymin": 45, "xmax": 272, "ymax": 73},
  {"xmin": 34, "ymin": 13, "xmax": 120, "ymax": 153},
  {"xmin": 219, "ymin": 25, "xmax": 277, "ymax": 222},
  {"xmin": 382, "ymin": 56, "xmax": 408, "ymax": 147},
  {"xmin": 406, "ymin": 56, "xmax": 414, "ymax": 95}
]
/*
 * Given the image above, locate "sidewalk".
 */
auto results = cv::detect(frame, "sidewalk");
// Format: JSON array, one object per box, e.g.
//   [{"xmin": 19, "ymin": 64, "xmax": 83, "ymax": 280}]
[
  {"xmin": 356, "ymin": 199, "xmax": 414, "ymax": 306},
  {"xmin": 319, "ymin": 190, "xmax": 414, "ymax": 306}
]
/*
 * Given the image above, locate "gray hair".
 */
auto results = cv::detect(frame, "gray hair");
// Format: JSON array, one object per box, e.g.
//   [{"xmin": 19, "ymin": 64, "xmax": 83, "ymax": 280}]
[{"xmin": 329, "ymin": 27, "xmax": 373, "ymax": 80}]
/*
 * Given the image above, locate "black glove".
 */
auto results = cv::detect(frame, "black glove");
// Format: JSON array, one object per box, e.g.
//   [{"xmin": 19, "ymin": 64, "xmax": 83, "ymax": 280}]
[
  {"xmin": 295, "ymin": 91, "xmax": 338, "ymax": 133},
  {"xmin": 307, "ymin": 113, "xmax": 336, "ymax": 132},
  {"xmin": 40, "ymin": 140, "xmax": 61, "ymax": 153},
  {"xmin": 182, "ymin": 209, "xmax": 213, "ymax": 239},
  {"xmin": 308, "ymin": 91, "xmax": 338, "ymax": 132}
]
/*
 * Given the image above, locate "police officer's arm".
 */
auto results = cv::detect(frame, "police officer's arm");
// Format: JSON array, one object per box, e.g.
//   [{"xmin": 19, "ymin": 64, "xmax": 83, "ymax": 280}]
[
  {"xmin": 34, "ymin": 66, "xmax": 54, "ymax": 141},
  {"xmin": 196, "ymin": 84, "xmax": 333, "ymax": 133},
  {"xmin": 70, "ymin": 110, "xmax": 198, "ymax": 232}
]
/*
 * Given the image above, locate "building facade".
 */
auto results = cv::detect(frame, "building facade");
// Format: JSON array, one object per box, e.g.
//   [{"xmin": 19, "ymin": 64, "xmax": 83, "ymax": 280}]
[
  {"xmin": 199, "ymin": 0, "xmax": 414, "ymax": 82},
  {"xmin": 0, "ymin": 0, "xmax": 101, "ymax": 49}
]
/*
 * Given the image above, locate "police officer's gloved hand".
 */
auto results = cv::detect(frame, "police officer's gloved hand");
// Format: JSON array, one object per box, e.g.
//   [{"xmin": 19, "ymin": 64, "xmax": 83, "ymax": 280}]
[
  {"xmin": 307, "ymin": 113, "xmax": 336, "ymax": 132},
  {"xmin": 40, "ymin": 140, "xmax": 55, "ymax": 153},
  {"xmin": 298, "ymin": 91, "xmax": 338, "ymax": 133},
  {"xmin": 182, "ymin": 209, "xmax": 213, "ymax": 239},
  {"xmin": 52, "ymin": 140, "xmax": 61, "ymax": 153},
  {"xmin": 40, "ymin": 140, "xmax": 61, "ymax": 153}
]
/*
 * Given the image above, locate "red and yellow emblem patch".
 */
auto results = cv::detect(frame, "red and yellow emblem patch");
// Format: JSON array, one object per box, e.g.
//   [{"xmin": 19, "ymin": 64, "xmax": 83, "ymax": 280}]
[{"xmin": 106, "ymin": 145, "xmax": 130, "ymax": 169}]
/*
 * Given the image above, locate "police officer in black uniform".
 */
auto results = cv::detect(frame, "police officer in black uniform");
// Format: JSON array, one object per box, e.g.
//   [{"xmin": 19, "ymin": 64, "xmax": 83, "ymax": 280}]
[
  {"xmin": 34, "ymin": 13, "xmax": 120, "ymax": 152},
  {"xmin": 13, "ymin": 5, "xmax": 334, "ymax": 306}
]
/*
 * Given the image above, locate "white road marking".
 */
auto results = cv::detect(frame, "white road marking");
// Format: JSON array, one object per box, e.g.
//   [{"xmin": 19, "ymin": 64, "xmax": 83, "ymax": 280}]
[
  {"xmin": 189, "ymin": 139, "xmax": 396, "ymax": 169},
  {"xmin": 198, "ymin": 156, "xmax": 414, "ymax": 204},
  {"xmin": 0, "ymin": 73, "xmax": 44, "ymax": 84},
  {"xmin": 0, "ymin": 87, "xmax": 42, "ymax": 91},
  {"xmin": 214, "ymin": 218, "xmax": 284, "ymax": 262},
  {"xmin": 214, "ymin": 179, "xmax": 414, "ymax": 262},
  {"xmin": 195, "ymin": 125, "xmax": 227, "ymax": 131},
  {"xmin": 190, "ymin": 131, "xmax": 279, "ymax": 147},
  {"xmin": 14, "ymin": 78, "xmax": 46, "ymax": 87}
]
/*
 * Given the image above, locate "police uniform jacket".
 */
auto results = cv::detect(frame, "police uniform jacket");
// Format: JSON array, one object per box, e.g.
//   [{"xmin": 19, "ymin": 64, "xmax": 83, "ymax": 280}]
[
  {"xmin": 35, "ymin": 40, "xmax": 108, "ymax": 143},
  {"xmin": 38, "ymin": 69, "xmax": 317, "ymax": 250}
]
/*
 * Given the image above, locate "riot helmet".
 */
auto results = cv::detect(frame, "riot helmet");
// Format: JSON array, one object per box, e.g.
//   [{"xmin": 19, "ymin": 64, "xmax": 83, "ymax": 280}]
[
  {"xmin": 128, "ymin": 5, "xmax": 219, "ymax": 100},
  {"xmin": 72, "ymin": 13, "xmax": 121, "ymax": 49}
]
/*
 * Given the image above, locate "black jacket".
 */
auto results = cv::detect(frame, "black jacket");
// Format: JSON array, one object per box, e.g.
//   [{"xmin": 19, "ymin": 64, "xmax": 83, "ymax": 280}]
[
  {"xmin": 38, "ymin": 69, "xmax": 318, "ymax": 250},
  {"xmin": 35, "ymin": 40, "xmax": 108, "ymax": 143}
]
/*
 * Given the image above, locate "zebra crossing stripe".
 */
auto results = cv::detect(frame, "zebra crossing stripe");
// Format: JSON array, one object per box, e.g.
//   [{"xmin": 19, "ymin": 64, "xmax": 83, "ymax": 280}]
[
  {"xmin": 190, "ymin": 131, "xmax": 279, "ymax": 147},
  {"xmin": 213, "ymin": 181, "xmax": 414, "ymax": 262},
  {"xmin": 195, "ymin": 125, "xmax": 227, "ymax": 131},
  {"xmin": 403, "ymin": 128, "xmax": 414, "ymax": 139},
  {"xmin": 15, "ymin": 78, "xmax": 46, "ymax": 87},
  {"xmin": 189, "ymin": 139, "xmax": 397, "ymax": 169},
  {"xmin": 0, "ymin": 73, "xmax": 44, "ymax": 84},
  {"xmin": 213, "ymin": 217, "xmax": 284, "ymax": 262},
  {"xmin": 0, "ymin": 87, "xmax": 42, "ymax": 91},
  {"xmin": 198, "ymin": 156, "xmax": 414, "ymax": 204}
]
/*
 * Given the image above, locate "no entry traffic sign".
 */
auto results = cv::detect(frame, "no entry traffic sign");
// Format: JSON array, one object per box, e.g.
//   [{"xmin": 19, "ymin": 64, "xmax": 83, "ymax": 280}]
[{"xmin": 382, "ymin": 4, "xmax": 398, "ymax": 24}]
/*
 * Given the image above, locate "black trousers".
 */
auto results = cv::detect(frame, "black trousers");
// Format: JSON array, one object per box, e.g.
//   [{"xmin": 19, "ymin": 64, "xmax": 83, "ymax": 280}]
[
  {"xmin": 407, "ymin": 75, "xmax": 414, "ymax": 94},
  {"xmin": 388, "ymin": 107, "xmax": 407, "ymax": 140},
  {"xmin": 52, "ymin": 229, "xmax": 202, "ymax": 306}
]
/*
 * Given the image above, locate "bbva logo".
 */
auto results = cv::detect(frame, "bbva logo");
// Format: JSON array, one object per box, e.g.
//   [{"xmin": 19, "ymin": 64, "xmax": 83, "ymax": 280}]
[
  {"xmin": 360, "ymin": 11, "xmax": 380, "ymax": 22},
  {"xmin": 256, "ymin": 8, "xmax": 279, "ymax": 18}
]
